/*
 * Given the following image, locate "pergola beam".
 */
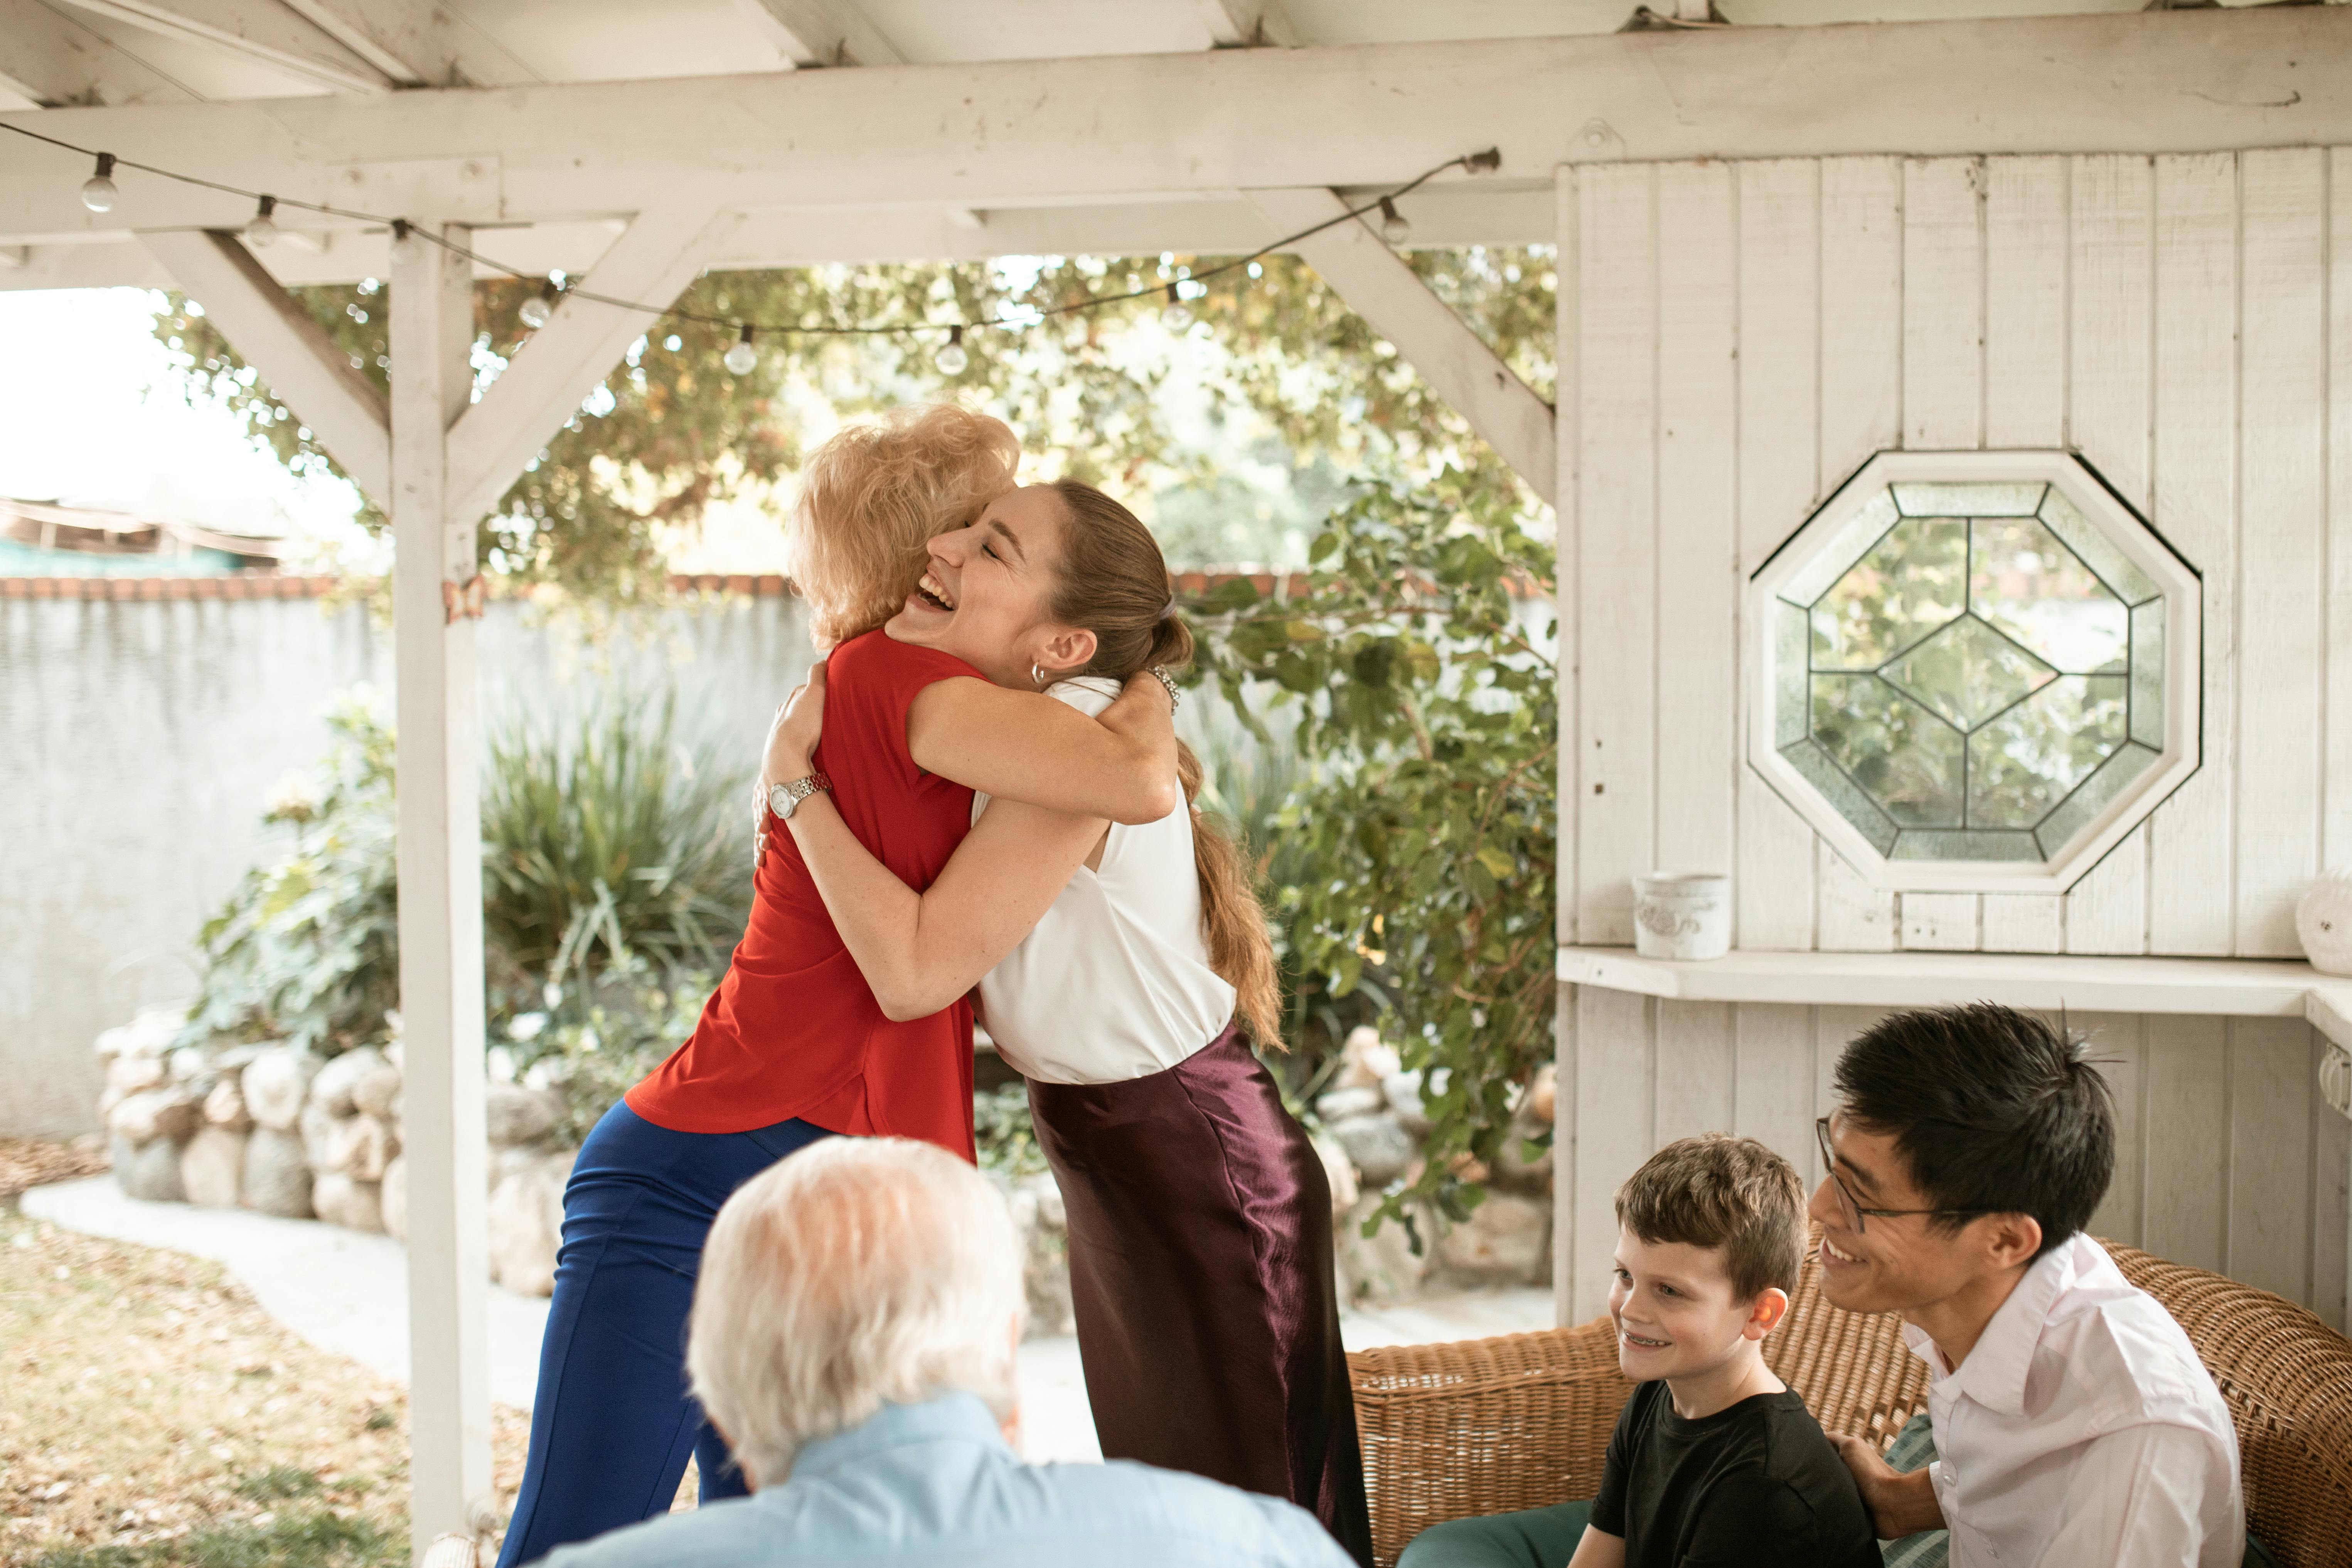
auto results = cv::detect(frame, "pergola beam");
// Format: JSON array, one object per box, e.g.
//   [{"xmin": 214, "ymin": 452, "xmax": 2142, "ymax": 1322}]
[
  {"xmin": 136, "ymin": 226, "xmax": 390, "ymax": 499},
  {"xmin": 731, "ymin": 0, "xmax": 903, "ymax": 67},
  {"xmin": 3, "ymin": 8, "xmax": 2346, "ymax": 238},
  {"xmin": 1247, "ymin": 186, "xmax": 1555, "ymax": 505},
  {"xmin": 0, "ymin": 0, "xmax": 198, "ymax": 108},
  {"xmin": 51, "ymin": 0, "xmax": 393, "ymax": 93},
  {"xmin": 446, "ymin": 197, "xmax": 735, "ymax": 525}
]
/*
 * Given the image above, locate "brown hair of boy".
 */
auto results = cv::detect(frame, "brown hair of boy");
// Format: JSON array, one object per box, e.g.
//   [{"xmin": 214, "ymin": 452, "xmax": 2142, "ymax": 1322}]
[{"xmin": 1614, "ymin": 1133, "xmax": 1806, "ymax": 1301}]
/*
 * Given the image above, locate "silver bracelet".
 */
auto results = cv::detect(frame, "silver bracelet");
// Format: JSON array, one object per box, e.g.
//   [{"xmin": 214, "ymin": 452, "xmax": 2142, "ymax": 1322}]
[{"xmin": 1148, "ymin": 665, "xmax": 1182, "ymax": 711}]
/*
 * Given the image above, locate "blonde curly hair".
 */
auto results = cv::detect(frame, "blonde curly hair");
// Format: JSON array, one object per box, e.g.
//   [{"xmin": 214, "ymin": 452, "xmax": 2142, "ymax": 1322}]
[{"xmin": 785, "ymin": 404, "xmax": 1021, "ymax": 648}]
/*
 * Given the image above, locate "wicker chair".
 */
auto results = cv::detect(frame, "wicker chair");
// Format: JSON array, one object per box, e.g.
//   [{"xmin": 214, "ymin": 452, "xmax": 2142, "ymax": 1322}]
[{"xmin": 1347, "ymin": 1240, "xmax": 2352, "ymax": 1568}]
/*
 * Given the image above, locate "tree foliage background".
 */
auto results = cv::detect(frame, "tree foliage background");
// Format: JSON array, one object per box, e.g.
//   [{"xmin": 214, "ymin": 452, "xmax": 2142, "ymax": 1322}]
[{"xmin": 157, "ymin": 242, "xmax": 1559, "ymax": 1228}]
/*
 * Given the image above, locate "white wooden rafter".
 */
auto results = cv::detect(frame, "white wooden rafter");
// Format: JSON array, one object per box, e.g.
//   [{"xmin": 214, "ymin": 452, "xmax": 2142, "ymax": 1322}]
[
  {"xmin": 136, "ymin": 226, "xmax": 390, "ymax": 498},
  {"xmin": 731, "ymin": 0, "xmax": 903, "ymax": 67},
  {"xmin": 50, "ymin": 0, "xmax": 393, "ymax": 93},
  {"xmin": 0, "ymin": 0, "xmax": 198, "ymax": 108},
  {"xmin": 446, "ymin": 196, "xmax": 735, "ymax": 525},
  {"xmin": 1194, "ymin": 0, "xmax": 1293, "ymax": 48},
  {"xmin": 3, "ymin": 8, "xmax": 2346, "ymax": 241},
  {"xmin": 1247, "ymin": 185, "xmax": 1555, "ymax": 506},
  {"xmin": 273, "ymin": 0, "xmax": 453, "ymax": 87}
]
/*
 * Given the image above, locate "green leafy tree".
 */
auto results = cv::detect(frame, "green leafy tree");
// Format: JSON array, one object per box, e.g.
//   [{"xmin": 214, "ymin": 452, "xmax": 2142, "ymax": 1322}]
[{"xmin": 1186, "ymin": 469, "xmax": 1557, "ymax": 1235}]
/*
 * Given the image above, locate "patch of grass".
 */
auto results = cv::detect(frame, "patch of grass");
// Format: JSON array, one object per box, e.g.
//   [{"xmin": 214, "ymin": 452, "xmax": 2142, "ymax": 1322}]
[
  {"xmin": 23, "ymin": 1507, "xmax": 399, "ymax": 1568},
  {"xmin": 231, "ymin": 1467, "xmax": 322, "ymax": 1503}
]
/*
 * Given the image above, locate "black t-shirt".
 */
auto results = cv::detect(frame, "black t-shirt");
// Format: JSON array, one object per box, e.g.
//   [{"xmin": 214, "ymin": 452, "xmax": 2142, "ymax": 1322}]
[{"xmin": 1587, "ymin": 1381, "xmax": 1881, "ymax": 1568}]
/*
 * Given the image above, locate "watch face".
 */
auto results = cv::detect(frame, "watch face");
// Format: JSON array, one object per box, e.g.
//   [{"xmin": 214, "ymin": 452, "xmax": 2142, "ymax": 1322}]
[{"xmin": 768, "ymin": 782, "xmax": 794, "ymax": 819}]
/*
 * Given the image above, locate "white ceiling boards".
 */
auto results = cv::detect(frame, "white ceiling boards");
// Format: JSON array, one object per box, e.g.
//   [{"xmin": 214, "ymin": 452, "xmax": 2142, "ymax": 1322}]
[{"xmin": 1748, "ymin": 450, "xmax": 2202, "ymax": 896}]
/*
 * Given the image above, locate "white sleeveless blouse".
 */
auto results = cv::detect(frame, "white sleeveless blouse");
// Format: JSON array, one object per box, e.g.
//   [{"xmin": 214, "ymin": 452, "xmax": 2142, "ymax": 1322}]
[{"xmin": 971, "ymin": 678, "xmax": 1238, "ymax": 1086}]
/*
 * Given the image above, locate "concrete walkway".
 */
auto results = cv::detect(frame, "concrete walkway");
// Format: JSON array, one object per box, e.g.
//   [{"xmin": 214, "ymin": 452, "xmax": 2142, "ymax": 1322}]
[{"xmin": 23, "ymin": 1176, "xmax": 1556, "ymax": 1464}]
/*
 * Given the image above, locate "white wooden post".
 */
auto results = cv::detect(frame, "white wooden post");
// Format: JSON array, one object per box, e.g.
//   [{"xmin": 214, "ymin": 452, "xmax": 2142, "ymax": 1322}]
[{"xmin": 389, "ymin": 219, "xmax": 493, "ymax": 1561}]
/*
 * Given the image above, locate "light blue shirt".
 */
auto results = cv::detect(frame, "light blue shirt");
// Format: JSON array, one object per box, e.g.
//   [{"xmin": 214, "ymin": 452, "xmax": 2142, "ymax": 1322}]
[{"xmin": 538, "ymin": 1393, "xmax": 1355, "ymax": 1568}]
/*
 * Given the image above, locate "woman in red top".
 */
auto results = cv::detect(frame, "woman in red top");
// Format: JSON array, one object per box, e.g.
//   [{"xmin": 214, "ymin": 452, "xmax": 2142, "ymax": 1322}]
[{"xmin": 496, "ymin": 407, "xmax": 1177, "ymax": 1566}]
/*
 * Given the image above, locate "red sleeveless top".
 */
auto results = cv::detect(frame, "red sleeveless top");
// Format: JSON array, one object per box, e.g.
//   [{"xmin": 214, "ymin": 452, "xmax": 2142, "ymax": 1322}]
[{"xmin": 624, "ymin": 630, "xmax": 982, "ymax": 1161}]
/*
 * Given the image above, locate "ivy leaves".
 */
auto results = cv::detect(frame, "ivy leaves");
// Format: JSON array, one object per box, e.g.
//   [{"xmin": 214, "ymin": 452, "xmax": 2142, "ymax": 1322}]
[{"xmin": 1188, "ymin": 468, "xmax": 1557, "ymax": 1231}]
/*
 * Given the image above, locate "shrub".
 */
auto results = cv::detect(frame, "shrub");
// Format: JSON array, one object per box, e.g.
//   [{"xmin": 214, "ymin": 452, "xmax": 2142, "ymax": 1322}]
[
  {"xmin": 1188, "ymin": 470, "xmax": 1557, "ymax": 1236},
  {"xmin": 480, "ymin": 693, "xmax": 753, "ymax": 988}
]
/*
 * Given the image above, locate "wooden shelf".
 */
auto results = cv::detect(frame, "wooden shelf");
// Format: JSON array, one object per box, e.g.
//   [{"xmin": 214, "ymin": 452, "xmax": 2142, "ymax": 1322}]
[{"xmin": 1557, "ymin": 946, "xmax": 2352, "ymax": 1048}]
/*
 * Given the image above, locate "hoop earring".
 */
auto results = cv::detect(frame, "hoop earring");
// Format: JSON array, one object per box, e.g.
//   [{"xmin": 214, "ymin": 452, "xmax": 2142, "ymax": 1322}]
[{"xmin": 1031, "ymin": 662, "xmax": 1048, "ymax": 689}]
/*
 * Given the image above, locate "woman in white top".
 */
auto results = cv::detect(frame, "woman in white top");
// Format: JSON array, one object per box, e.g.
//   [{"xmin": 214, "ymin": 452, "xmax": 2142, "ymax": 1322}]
[{"xmin": 763, "ymin": 478, "xmax": 1371, "ymax": 1566}]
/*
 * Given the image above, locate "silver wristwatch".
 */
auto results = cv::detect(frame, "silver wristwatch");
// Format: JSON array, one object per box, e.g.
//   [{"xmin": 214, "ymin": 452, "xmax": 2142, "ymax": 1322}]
[{"xmin": 766, "ymin": 773, "xmax": 832, "ymax": 820}]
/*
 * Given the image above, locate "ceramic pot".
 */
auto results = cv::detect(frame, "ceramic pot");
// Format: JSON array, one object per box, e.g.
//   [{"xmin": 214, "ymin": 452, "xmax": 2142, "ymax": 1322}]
[
  {"xmin": 1633, "ymin": 872, "xmax": 1730, "ymax": 962},
  {"xmin": 2296, "ymin": 874, "xmax": 2352, "ymax": 977}
]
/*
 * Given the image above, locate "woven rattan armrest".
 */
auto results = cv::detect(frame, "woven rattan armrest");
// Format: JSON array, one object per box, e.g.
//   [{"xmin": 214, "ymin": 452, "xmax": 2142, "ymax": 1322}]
[{"xmin": 1348, "ymin": 1318, "xmax": 1633, "ymax": 1568}]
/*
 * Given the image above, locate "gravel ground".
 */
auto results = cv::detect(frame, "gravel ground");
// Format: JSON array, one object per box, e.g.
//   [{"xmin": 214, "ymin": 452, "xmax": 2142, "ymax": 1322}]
[
  {"xmin": 0, "ymin": 1139, "xmax": 110, "ymax": 1205},
  {"xmin": 1, "ymin": 1157, "xmax": 543, "ymax": 1567}
]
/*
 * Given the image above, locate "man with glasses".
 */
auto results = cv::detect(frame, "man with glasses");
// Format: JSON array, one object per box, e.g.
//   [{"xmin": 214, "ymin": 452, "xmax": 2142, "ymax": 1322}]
[{"xmin": 1815, "ymin": 1003, "xmax": 2243, "ymax": 1568}]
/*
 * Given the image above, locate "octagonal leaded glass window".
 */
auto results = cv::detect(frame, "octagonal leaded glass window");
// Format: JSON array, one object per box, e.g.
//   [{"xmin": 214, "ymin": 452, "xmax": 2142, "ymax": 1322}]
[{"xmin": 1749, "ymin": 453, "xmax": 2201, "ymax": 893}]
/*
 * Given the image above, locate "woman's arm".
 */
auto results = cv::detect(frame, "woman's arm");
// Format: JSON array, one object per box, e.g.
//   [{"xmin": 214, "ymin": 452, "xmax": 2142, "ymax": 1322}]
[
  {"xmin": 763, "ymin": 679, "xmax": 1103, "ymax": 1019},
  {"xmin": 906, "ymin": 671, "xmax": 1179, "ymax": 825}
]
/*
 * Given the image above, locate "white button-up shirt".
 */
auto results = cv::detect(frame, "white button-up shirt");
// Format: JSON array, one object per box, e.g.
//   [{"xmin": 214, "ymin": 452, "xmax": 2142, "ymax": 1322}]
[{"xmin": 1907, "ymin": 1233, "xmax": 2243, "ymax": 1568}]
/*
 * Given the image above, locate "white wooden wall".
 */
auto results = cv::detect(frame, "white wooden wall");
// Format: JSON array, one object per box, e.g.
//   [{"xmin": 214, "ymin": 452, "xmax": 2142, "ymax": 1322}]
[{"xmin": 1552, "ymin": 151, "xmax": 2352, "ymax": 1326}]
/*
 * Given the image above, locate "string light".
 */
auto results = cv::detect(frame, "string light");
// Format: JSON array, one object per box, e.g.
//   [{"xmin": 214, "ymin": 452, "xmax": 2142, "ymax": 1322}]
[
  {"xmin": 80, "ymin": 152, "xmax": 117, "ymax": 213},
  {"xmin": 519, "ymin": 283, "xmax": 558, "ymax": 330},
  {"xmin": 933, "ymin": 325, "xmax": 969, "ymax": 375},
  {"xmin": 3, "ymin": 120, "xmax": 1499, "ymax": 363},
  {"xmin": 723, "ymin": 323, "xmax": 758, "ymax": 376}
]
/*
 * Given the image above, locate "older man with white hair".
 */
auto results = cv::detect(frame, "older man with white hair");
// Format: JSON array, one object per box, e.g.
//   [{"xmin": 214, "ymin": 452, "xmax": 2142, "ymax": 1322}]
[{"xmin": 537, "ymin": 1136, "xmax": 1355, "ymax": 1568}]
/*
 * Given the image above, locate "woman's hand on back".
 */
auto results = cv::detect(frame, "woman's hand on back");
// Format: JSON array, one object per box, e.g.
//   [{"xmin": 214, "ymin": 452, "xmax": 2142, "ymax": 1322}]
[{"xmin": 764, "ymin": 661, "xmax": 827, "ymax": 786}]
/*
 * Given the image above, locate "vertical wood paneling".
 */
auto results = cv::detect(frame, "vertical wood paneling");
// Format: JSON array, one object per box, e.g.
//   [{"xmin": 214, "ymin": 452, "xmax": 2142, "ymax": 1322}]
[
  {"xmin": 2330, "ymin": 152, "xmax": 2352, "ymax": 883},
  {"xmin": 2143, "ymin": 1013, "xmax": 2229, "ymax": 1272},
  {"xmin": 1820, "ymin": 157, "xmax": 1906, "ymax": 497},
  {"xmin": 1983, "ymin": 896, "xmax": 2064, "ymax": 953},
  {"xmin": 1575, "ymin": 164, "xmax": 1658, "ymax": 945},
  {"xmin": 1899, "ymin": 157, "xmax": 1989, "ymax": 958},
  {"xmin": 2148, "ymin": 153, "xmax": 2239, "ymax": 956},
  {"xmin": 1984, "ymin": 157, "xmax": 2071, "ymax": 950},
  {"xmin": 2066, "ymin": 155, "xmax": 2159, "ymax": 955},
  {"xmin": 1734, "ymin": 1003, "xmax": 1818, "ymax": 1187},
  {"xmin": 1655, "ymin": 163, "xmax": 1740, "ymax": 890},
  {"xmin": 1900, "ymin": 892, "xmax": 1981, "ymax": 951},
  {"xmin": 1736, "ymin": 160, "xmax": 1823, "ymax": 951},
  {"xmin": 1572, "ymin": 985, "xmax": 1656, "ymax": 1319},
  {"xmin": 1556, "ymin": 167, "xmax": 1581, "ymax": 946},
  {"xmin": 2080, "ymin": 1013, "xmax": 2146, "ymax": 1246},
  {"xmin": 1902, "ymin": 157, "xmax": 1986, "ymax": 451},
  {"xmin": 2313, "ymin": 1036, "xmax": 2349, "ymax": 1332},
  {"xmin": 1656, "ymin": 1000, "xmax": 1735, "ymax": 1144},
  {"xmin": 2227, "ymin": 1016, "xmax": 2315, "ymax": 1300},
  {"xmin": 2235, "ymin": 148, "xmax": 2328, "ymax": 956},
  {"xmin": 1818, "ymin": 841, "xmax": 1897, "ymax": 951}
]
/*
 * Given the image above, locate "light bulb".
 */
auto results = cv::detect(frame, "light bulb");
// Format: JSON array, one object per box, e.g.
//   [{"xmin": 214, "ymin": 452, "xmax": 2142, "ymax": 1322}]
[
  {"xmin": 245, "ymin": 195, "xmax": 277, "ymax": 248},
  {"xmin": 81, "ymin": 153, "xmax": 118, "ymax": 214},
  {"xmin": 1378, "ymin": 197, "xmax": 1411, "ymax": 247},
  {"xmin": 519, "ymin": 293, "xmax": 553, "ymax": 330},
  {"xmin": 934, "ymin": 326, "xmax": 969, "ymax": 376},
  {"xmin": 724, "ymin": 325, "xmax": 758, "ymax": 376},
  {"xmin": 1160, "ymin": 285, "xmax": 1193, "ymax": 332}
]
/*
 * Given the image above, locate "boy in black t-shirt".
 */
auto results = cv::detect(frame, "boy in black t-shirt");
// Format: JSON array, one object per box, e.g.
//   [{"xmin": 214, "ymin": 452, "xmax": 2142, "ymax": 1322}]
[{"xmin": 1399, "ymin": 1135, "xmax": 1880, "ymax": 1568}]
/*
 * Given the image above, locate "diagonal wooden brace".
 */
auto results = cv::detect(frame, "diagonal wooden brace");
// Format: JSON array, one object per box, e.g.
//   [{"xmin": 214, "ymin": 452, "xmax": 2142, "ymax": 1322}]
[
  {"xmin": 138, "ymin": 227, "xmax": 392, "ymax": 504},
  {"xmin": 1245, "ymin": 185, "xmax": 1556, "ymax": 507},
  {"xmin": 445, "ymin": 199, "xmax": 736, "ymax": 527}
]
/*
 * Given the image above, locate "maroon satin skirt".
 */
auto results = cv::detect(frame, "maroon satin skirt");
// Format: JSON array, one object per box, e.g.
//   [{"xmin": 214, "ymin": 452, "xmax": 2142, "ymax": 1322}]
[{"xmin": 1028, "ymin": 1027, "xmax": 1374, "ymax": 1566}]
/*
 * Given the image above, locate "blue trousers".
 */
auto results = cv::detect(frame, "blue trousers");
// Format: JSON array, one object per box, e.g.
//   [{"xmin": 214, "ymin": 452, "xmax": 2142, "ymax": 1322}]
[{"xmin": 495, "ymin": 1101, "xmax": 833, "ymax": 1566}]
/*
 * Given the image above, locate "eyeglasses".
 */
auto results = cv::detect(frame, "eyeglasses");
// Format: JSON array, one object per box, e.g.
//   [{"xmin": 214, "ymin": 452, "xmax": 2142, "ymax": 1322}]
[{"xmin": 1813, "ymin": 1117, "xmax": 1993, "ymax": 1235}]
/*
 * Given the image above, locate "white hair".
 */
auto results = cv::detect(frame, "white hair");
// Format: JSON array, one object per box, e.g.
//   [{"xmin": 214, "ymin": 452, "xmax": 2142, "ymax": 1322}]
[{"xmin": 685, "ymin": 1137, "xmax": 1026, "ymax": 1488}]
